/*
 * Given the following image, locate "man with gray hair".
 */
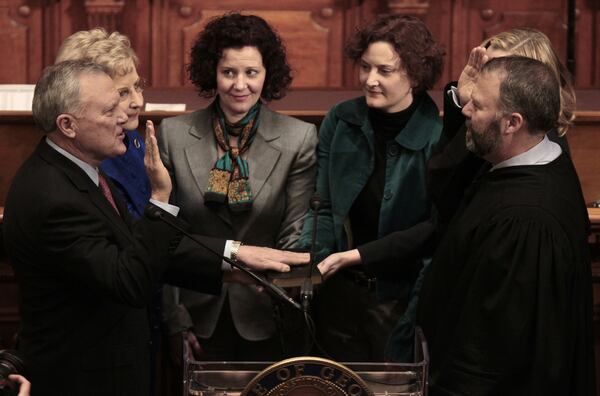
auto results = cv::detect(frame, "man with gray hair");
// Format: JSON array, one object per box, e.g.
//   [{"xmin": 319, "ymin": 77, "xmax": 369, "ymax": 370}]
[
  {"xmin": 418, "ymin": 56, "xmax": 594, "ymax": 395},
  {"xmin": 3, "ymin": 60, "xmax": 307, "ymax": 394}
]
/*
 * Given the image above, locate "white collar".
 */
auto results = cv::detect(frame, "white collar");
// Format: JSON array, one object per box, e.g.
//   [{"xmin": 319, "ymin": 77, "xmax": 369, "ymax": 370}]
[
  {"xmin": 45, "ymin": 137, "xmax": 100, "ymax": 186},
  {"xmin": 491, "ymin": 135, "xmax": 562, "ymax": 171}
]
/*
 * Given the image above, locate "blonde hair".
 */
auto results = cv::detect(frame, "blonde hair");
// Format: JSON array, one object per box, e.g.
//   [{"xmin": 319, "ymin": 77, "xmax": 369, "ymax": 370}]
[
  {"xmin": 55, "ymin": 28, "xmax": 138, "ymax": 78},
  {"xmin": 483, "ymin": 28, "xmax": 575, "ymax": 136}
]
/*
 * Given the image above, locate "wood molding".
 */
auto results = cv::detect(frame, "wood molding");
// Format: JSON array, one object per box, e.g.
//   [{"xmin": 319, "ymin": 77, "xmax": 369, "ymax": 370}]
[
  {"xmin": 84, "ymin": 0, "xmax": 125, "ymax": 32},
  {"xmin": 386, "ymin": 0, "xmax": 430, "ymax": 15}
]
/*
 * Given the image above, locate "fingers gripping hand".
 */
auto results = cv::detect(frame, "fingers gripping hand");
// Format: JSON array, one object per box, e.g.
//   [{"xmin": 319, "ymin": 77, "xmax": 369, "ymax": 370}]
[
  {"xmin": 235, "ymin": 245, "xmax": 309, "ymax": 272},
  {"xmin": 457, "ymin": 46, "xmax": 489, "ymax": 105},
  {"xmin": 185, "ymin": 331, "xmax": 203, "ymax": 360},
  {"xmin": 8, "ymin": 374, "xmax": 31, "ymax": 396},
  {"xmin": 144, "ymin": 120, "xmax": 172, "ymax": 202}
]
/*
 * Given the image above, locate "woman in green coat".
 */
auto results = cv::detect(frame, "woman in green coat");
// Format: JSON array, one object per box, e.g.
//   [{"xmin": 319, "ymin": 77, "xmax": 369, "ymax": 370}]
[{"xmin": 297, "ymin": 15, "xmax": 444, "ymax": 362}]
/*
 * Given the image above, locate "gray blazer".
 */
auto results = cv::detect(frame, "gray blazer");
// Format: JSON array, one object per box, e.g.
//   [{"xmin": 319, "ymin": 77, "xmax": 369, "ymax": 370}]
[{"xmin": 158, "ymin": 104, "xmax": 317, "ymax": 340}]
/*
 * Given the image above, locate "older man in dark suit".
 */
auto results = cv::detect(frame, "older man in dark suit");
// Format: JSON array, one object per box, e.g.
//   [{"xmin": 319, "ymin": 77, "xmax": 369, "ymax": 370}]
[{"xmin": 2, "ymin": 60, "xmax": 306, "ymax": 395}]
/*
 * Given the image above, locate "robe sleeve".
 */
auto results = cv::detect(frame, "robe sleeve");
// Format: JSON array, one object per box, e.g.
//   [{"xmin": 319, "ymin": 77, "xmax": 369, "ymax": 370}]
[
  {"xmin": 431, "ymin": 206, "xmax": 592, "ymax": 396},
  {"xmin": 358, "ymin": 217, "xmax": 436, "ymax": 277},
  {"xmin": 427, "ymin": 84, "xmax": 486, "ymax": 228}
]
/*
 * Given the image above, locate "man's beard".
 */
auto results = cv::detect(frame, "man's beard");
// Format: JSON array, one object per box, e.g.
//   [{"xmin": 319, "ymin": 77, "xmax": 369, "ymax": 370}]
[{"xmin": 465, "ymin": 118, "xmax": 502, "ymax": 158}]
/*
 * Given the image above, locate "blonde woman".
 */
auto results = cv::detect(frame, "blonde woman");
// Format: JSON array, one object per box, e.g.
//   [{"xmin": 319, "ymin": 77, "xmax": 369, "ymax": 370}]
[
  {"xmin": 56, "ymin": 28, "xmax": 150, "ymax": 218},
  {"xmin": 458, "ymin": 28, "xmax": 574, "ymax": 143}
]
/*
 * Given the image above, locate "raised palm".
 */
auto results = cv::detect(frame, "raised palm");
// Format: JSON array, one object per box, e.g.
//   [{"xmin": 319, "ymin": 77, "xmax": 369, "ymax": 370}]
[{"xmin": 457, "ymin": 46, "xmax": 489, "ymax": 105}]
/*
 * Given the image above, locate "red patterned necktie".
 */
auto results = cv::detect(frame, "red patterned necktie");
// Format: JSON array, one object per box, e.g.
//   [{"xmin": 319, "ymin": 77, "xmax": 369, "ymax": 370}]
[{"xmin": 98, "ymin": 173, "xmax": 120, "ymax": 215}]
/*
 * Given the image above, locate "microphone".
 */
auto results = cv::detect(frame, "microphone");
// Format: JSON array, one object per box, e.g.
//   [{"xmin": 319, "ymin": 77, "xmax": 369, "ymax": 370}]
[
  {"xmin": 301, "ymin": 194, "xmax": 321, "ymax": 312},
  {"xmin": 309, "ymin": 194, "xmax": 321, "ymax": 211},
  {"xmin": 145, "ymin": 205, "xmax": 301, "ymax": 311}
]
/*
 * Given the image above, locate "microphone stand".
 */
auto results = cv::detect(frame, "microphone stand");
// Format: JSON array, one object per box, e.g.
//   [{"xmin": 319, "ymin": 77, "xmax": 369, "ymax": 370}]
[
  {"xmin": 301, "ymin": 194, "xmax": 321, "ymax": 312},
  {"xmin": 298, "ymin": 194, "xmax": 332, "ymax": 358},
  {"xmin": 145, "ymin": 205, "xmax": 301, "ymax": 311}
]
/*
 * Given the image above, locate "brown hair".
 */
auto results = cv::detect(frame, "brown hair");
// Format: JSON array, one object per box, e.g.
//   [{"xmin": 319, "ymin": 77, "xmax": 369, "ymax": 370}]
[
  {"xmin": 483, "ymin": 56, "xmax": 560, "ymax": 135},
  {"xmin": 345, "ymin": 15, "xmax": 444, "ymax": 94},
  {"xmin": 188, "ymin": 13, "xmax": 292, "ymax": 101}
]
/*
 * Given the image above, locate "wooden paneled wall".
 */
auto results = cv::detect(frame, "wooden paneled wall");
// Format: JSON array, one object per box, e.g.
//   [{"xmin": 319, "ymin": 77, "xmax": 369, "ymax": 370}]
[{"xmin": 0, "ymin": 0, "xmax": 598, "ymax": 88}]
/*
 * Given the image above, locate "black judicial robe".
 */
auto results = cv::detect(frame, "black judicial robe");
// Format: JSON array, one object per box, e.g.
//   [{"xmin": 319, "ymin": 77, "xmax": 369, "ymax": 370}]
[{"xmin": 418, "ymin": 153, "xmax": 595, "ymax": 396}]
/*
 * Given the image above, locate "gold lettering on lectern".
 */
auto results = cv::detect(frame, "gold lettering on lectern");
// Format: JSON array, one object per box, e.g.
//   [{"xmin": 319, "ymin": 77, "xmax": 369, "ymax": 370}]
[
  {"xmin": 335, "ymin": 374, "xmax": 350, "ymax": 388},
  {"xmin": 321, "ymin": 366, "xmax": 335, "ymax": 380},
  {"xmin": 293, "ymin": 364, "xmax": 305, "ymax": 377},
  {"xmin": 276, "ymin": 367, "xmax": 291, "ymax": 381},
  {"xmin": 348, "ymin": 383, "xmax": 364, "ymax": 395},
  {"xmin": 251, "ymin": 382, "xmax": 268, "ymax": 396},
  {"xmin": 241, "ymin": 357, "xmax": 373, "ymax": 396}
]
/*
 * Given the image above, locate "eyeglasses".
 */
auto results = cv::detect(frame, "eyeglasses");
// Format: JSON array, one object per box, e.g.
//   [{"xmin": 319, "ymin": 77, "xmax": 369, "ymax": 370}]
[{"xmin": 117, "ymin": 77, "xmax": 148, "ymax": 102}]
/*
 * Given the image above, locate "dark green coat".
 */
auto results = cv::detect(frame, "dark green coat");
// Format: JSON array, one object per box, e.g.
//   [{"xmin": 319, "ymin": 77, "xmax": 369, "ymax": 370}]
[{"xmin": 298, "ymin": 94, "xmax": 442, "ymax": 301}]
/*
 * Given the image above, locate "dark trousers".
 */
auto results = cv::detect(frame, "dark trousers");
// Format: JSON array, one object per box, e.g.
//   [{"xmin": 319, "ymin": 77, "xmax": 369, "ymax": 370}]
[
  {"xmin": 312, "ymin": 272, "xmax": 406, "ymax": 362},
  {"xmin": 195, "ymin": 295, "xmax": 284, "ymax": 361}
]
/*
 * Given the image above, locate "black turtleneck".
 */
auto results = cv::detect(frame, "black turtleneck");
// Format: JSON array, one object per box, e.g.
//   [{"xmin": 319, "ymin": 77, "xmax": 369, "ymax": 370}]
[{"xmin": 349, "ymin": 95, "xmax": 421, "ymax": 251}]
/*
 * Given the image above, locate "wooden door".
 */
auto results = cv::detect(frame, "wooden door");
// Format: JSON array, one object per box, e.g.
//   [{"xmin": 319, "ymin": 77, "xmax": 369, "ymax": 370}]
[
  {"xmin": 0, "ymin": 0, "xmax": 44, "ymax": 83},
  {"xmin": 149, "ymin": 0, "xmax": 374, "ymax": 88},
  {"xmin": 447, "ymin": 0, "xmax": 570, "ymax": 81}
]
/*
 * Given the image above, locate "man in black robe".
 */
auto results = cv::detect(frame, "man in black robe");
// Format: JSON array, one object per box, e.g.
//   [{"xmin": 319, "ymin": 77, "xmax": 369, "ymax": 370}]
[{"xmin": 418, "ymin": 56, "xmax": 595, "ymax": 395}]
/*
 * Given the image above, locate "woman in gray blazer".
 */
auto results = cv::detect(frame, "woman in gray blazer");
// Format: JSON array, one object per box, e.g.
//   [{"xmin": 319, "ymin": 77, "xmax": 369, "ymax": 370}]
[{"xmin": 158, "ymin": 13, "xmax": 317, "ymax": 361}]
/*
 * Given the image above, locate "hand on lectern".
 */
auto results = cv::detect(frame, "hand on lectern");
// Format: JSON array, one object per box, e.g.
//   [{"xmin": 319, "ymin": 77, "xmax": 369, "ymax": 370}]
[{"xmin": 235, "ymin": 245, "xmax": 309, "ymax": 272}]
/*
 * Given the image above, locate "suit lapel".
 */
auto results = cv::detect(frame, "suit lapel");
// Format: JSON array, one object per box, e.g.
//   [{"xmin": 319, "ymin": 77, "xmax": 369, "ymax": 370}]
[
  {"xmin": 247, "ymin": 107, "xmax": 281, "ymax": 201},
  {"xmin": 181, "ymin": 107, "xmax": 282, "ymax": 227},
  {"xmin": 231, "ymin": 109, "xmax": 282, "ymax": 240},
  {"xmin": 183, "ymin": 111, "xmax": 232, "ymax": 225},
  {"xmin": 184, "ymin": 113, "xmax": 217, "ymax": 202},
  {"xmin": 89, "ymin": 181, "xmax": 135, "ymax": 241},
  {"xmin": 37, "ymin": 140, "xmax": 134, "ymax": 241},
  {"xmin": 98, "ymin": 170, "xmax": 136, "ymax": 236}
]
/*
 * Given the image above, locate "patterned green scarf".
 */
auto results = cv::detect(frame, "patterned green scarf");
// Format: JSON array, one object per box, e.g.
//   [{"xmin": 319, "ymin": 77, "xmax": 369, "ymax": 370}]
[{"xmin": 205, "ymin": 99, "xmax": 261, "ymax": 212}]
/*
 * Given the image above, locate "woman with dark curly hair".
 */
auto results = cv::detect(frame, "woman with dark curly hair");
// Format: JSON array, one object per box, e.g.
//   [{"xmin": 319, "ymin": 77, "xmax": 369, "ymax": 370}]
[
  {"xmin": 296, "ymin": 15, "xmax": 444, "ymax": 362},
  {"xmin": 158, "ymin": 13, "xmax": 317, "ymax": 361}
]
